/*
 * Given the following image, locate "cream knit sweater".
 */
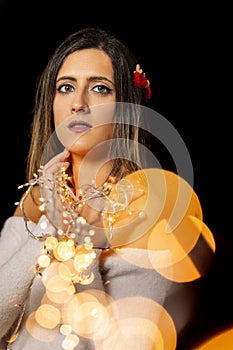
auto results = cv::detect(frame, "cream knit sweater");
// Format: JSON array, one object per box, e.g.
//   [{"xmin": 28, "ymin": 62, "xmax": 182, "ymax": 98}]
[{"xmin": 0, "ymin": 215, "xmax": 198, "ymax": 349}]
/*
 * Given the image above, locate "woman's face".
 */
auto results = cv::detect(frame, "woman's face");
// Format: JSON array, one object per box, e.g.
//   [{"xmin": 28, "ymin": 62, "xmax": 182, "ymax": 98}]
[{"xmin": 53, "ymin": 48, "xmax": 116, "ymax": 156}]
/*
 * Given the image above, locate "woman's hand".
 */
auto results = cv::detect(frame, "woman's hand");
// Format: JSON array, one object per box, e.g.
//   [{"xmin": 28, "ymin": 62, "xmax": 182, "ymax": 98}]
[
  {"xmin": 39, "ymin": 149, "xmax": 71, "ymax": 228},
  {"xmin": 14, "ymin": 149, "xmax": 70, "ymax": 224},
  {"xmin": 40, "ymin": 148, "xmax": 70, "ymax": 182}
]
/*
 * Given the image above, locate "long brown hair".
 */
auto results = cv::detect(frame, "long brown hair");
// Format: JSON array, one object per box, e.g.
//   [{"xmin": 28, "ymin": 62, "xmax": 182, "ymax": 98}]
[{"xmin": 27, "ymin": 27, "xmax": 151, "ymax": 182}]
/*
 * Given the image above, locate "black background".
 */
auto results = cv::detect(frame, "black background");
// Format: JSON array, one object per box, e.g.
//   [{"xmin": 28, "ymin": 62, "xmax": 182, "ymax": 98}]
[{"xmin": 0, "ymin": 1, "xmax": 232, "ymax": 348}]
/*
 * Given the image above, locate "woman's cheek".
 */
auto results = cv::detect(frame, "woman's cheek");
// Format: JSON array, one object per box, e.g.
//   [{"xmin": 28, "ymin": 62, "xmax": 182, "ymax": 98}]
[{"xmin": 53, "ymin": 98, "xmax": 68, "ymax": 126}]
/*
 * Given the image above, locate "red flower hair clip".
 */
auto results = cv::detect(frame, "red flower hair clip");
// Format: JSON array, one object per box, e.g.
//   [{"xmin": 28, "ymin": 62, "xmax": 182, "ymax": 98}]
[{"xmin": 133, "ymin": 64, "xmax": 152, "ymax": 100}]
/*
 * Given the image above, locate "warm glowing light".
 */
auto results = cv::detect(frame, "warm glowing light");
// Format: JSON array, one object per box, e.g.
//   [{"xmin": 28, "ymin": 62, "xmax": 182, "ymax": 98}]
[
  {"xmin": 84, "ymin": 241, "xmax": 93, "ymax": 250},
  {"xmin": 196, "ymin": 326, "xmax": 233, "ymax": 349},
  {"xmin": 46, "ymin": 274, "xmax": 72, "ymax": 293},
  {"xmin": 108, "ymin": 296, "xmax": 177, "ymax": 350},
  {"xmin": 62, "ymin": 334, "xmax": 80, "ymax": 350},
  {"xmin": 67, "ymin": 239, "xmax": 75, "ymax": 247},
  {"xmin": 60, "ymin": 324, "xmax": 72, "ymax": 335},
  {"xmin": 26, "ymin": 312, "xmax": 58, "ymax": 341},
  {"xmin": 73, "ymin": 252, "xmax": 94, "ymax": 271},
  {"xmin": 40, "ymin": 220, "xmax": 48, "ymax": 230},
  {"xmin": 39, "ymin": 204, "xmax": 46, "ymax": 211},
  {"xmin": 64, "ymin": 300, "xmax": 110, "ymax": 339},
  {"xmin": 35, "ymin": 304, "xmax": 60, "ymax": 329},
  {"xmin": 38, "ymin": 254, "xmax": 51, "ymax": 268},
  {"xmin": 61, "ymin": 290, "xmax": 114, "ymax": 340},
  {"xmin": 98, "ymin": 317, "xmax": 164, "ymax": 350},
  {"xmin": 44, "ymin": 236, "xmax": 58, "ymax": 250},
  {"xmin": 7, "ymin": 333, "xmax": 19, "ymax": 344},
  {"xmin": 14, "ymin": 167, "xmax": 215, "ymax": 349},
  {"xmin": 53, "ymin": 241, "xmax": 75, "ymax": 261}
]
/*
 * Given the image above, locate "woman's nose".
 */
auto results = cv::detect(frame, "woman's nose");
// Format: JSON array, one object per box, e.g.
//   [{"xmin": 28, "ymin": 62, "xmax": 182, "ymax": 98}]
[{"xmin": 71, "ymin": 93, "xmax": 89, "ymax": 113}]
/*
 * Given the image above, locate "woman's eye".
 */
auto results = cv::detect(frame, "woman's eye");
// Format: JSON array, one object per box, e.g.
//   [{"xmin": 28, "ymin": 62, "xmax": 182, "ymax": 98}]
[
  {"xmin": 93, "ymin": 84, "xmax": 111, "ymax": 94},
  {"xmin": 57, "ymin": 84, "xmax": 75, "ymax": 94}
]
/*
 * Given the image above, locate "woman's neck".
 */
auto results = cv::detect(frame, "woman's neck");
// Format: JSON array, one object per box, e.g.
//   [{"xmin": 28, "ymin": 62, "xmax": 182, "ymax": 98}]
[{"xmin": 71, "ymin": 151, "xmax": 113, "ymax": 191}]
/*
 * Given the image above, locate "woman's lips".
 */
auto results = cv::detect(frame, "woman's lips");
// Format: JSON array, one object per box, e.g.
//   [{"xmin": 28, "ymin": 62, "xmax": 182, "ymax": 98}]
[{"xmin": 67, "ymin": 120, "xmax": 92, "ymax": 133}]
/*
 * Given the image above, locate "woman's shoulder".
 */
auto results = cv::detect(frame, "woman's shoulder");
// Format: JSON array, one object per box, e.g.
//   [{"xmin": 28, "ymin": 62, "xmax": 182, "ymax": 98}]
[
  {"xmin": 110, "ymin": 167, "xmax": 204, "ymax": 245},
  {"xmin": 124, "ymin": 168, "xmax": 201, "ymax": 213},
  {"xmin": 109, "ymin": 168, "xmax": 216, "ymax": 282}
]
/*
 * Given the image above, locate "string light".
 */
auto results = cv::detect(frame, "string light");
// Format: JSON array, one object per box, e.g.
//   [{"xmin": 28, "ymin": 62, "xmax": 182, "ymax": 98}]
[{"xmin": 7, "ymin": 166, "xmax": 135, "ymax": 349}]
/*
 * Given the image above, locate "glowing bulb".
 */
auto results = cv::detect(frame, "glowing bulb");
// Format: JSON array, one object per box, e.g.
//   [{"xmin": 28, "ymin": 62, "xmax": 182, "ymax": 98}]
[
  {"xmin": 53, "ymin": 242, "xmax": 75, "ymax": 261},
  {"xmin": 44, "ymin": 236, "xmax": 58, "ymax": 250},
  {"xmin": 38, "ymin": 254, "xmax": 51, "ymax": 268}
]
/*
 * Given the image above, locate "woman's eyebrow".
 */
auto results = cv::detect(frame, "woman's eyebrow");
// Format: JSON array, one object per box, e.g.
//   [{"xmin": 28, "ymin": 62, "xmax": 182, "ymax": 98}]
[
  {"xmin": 88, "ymin": 76, "xmax": 114, "ymax": 85},
  {"xmin": 56, "ymin": 76, "xmax": 76, "ymax": 83},
  {"xmin": 56, "ymin": 75, "xmax": 114, "ymax": 86}
]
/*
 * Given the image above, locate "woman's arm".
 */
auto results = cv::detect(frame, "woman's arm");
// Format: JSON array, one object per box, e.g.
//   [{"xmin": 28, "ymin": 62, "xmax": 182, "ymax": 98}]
[{"xmin": 0, "ymin": 215, "xmax": 53, "ymax": 340}]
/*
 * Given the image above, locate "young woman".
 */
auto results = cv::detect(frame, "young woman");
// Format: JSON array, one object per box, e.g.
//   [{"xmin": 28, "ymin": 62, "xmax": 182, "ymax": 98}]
[{"xmin": 0, "ymin": 27, "xmax": 215, "ymax": 349}]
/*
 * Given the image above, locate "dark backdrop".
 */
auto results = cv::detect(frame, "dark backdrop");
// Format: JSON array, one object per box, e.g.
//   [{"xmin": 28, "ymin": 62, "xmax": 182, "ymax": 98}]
[
  {"xmin": 0, "ymin": 1, "xmax": 232, "ymax": 348},
  {"xmin": 0, "ymin": 2, "xmax": 230, "ymax": 236}
]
